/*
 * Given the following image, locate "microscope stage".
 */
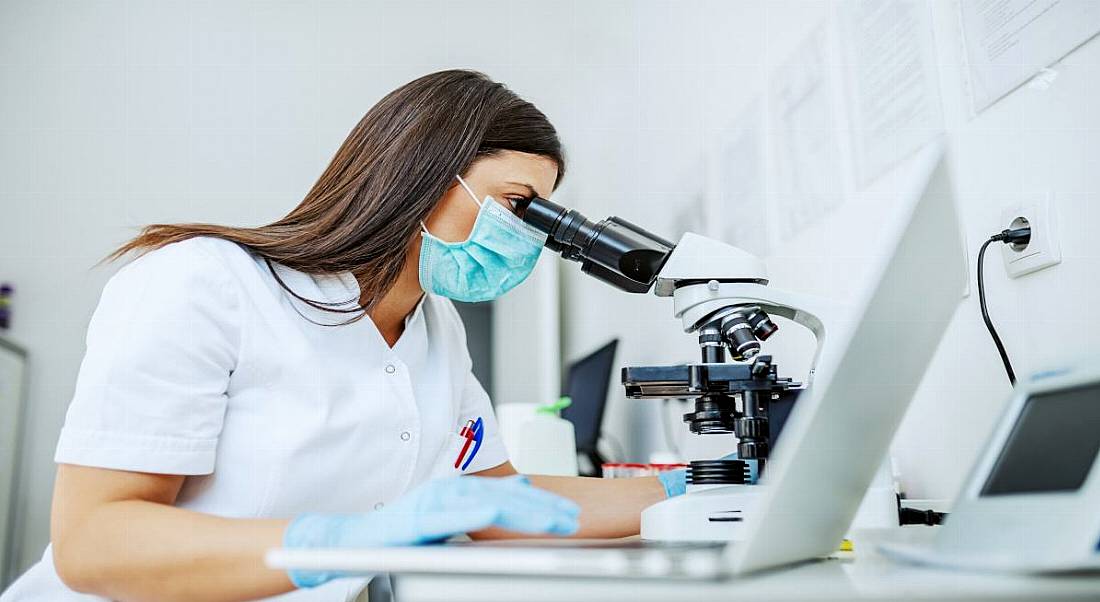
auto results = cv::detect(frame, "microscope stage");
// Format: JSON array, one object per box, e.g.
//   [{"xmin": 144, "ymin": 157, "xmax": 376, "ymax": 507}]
[{"xmin": 621, "ymin": 363, "xmax": 800, "ymax": 399}]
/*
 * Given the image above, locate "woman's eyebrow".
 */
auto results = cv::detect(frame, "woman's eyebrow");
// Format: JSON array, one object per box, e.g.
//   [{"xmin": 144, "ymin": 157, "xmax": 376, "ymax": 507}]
[{"xmin": 504, "ymin": 181, "xmax": 538, "ymax": 197}]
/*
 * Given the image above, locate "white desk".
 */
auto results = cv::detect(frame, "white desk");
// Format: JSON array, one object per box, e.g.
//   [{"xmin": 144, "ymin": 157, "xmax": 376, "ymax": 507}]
[{"xmin": 390, "ymin": 555, "xmax": 1100, "ymax": 602}]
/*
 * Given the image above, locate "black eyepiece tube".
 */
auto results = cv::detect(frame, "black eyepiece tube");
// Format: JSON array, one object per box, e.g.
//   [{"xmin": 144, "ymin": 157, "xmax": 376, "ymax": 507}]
[
  {"xmin": 522, "ymin": 197, "xmax": 676, "ymax": 294},
  {"xmin": 520, "ymin": 196, "xmax": 570, "ymax": 254}
]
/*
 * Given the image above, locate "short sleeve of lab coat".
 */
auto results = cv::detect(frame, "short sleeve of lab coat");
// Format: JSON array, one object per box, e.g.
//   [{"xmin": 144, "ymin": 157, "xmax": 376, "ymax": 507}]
[
  {"xmin": 458, "ymin": 370, "xmax": 510, "ymax": 474},
  {"xmin": 54, "ymin": 239, "xmax": 240, "ymax": 475}
]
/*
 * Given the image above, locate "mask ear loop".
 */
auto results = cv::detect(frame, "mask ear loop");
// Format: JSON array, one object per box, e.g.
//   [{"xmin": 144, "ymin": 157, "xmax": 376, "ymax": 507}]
[
  {"xmin": 421, "ymin": 175, "xmax": 483, "ymax": 237},
  {"xmin": 455, "ymin": 174, "xmax": 484, "ymax": 207}
]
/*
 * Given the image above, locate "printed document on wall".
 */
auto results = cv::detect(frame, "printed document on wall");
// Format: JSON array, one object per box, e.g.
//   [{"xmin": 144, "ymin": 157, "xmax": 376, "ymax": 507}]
[
  {"xmin": 839, "ymin": 0, "xmax": 943, "ymax": 186},
  {"xmin": 705, "ymin": 99, "xmax": 768, "ymax": 257},
  {"xmin": 767, "ymin": 26, "xmax": 848, "ymax": 244},
  {"xmin": 961, "ymin": 0, "xmax": 1100, "ymax": 112}
]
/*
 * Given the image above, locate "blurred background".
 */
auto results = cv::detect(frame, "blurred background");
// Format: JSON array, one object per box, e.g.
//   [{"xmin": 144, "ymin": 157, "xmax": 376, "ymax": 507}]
[{"xmin": 1, "ymin": 0, "xmax": 1098, "ymax": 584}]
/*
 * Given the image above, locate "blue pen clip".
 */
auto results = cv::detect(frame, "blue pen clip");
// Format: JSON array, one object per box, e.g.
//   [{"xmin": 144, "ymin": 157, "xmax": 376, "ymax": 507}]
[{"xmin": 460, "ymin": 417, "xmax": 484, "ymax": 471}]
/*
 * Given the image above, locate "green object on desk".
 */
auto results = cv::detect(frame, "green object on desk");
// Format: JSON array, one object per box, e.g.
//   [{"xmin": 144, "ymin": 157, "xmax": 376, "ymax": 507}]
[{"xmin": 537, "ymin": 396, "xmax": 572, "ymax": 416}]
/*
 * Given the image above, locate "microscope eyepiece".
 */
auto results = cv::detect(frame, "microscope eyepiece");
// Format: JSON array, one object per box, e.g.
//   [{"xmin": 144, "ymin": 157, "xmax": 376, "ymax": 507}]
[
  {"xmin": 518, "ymin": 196, "xmax": 572, "ymax": 254},
  {"xmin": 522, "ymin": 197, "xmax": 676, "ymax": 293}
]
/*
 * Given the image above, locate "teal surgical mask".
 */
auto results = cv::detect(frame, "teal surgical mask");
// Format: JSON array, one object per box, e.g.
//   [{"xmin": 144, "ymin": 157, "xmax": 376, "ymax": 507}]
[{"xmin": 418, "ymin": 175, "xmax": 547, "ymax": 303}]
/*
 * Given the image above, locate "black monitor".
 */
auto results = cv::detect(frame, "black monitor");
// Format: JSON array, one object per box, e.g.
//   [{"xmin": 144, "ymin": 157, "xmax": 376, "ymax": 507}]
[{"xmin": 561, "ymin": 339, "xmax": 618, "ymax": 474}]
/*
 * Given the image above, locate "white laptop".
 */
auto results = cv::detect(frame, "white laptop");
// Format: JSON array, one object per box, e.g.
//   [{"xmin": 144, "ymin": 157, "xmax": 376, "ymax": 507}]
[
  {"xmin": 881, "ymin": 363, "xmax": 1100, "ymax": 573},
  {"xmin": 267, "ymin": 142, "xmax": 968, "ymax": 580}
]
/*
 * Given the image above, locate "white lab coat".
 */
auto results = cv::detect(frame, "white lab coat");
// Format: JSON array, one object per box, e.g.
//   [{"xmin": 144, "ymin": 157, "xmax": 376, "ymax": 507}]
[{"xmin": 2, "ymin": 237, "xmax": 507, "ymax": 602}]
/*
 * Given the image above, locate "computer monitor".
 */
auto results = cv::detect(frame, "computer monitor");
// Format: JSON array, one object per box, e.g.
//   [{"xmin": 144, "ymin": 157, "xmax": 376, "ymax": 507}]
[{"xmin": 561, "ymin": 339, "xmax": 618, "ymax": 473}]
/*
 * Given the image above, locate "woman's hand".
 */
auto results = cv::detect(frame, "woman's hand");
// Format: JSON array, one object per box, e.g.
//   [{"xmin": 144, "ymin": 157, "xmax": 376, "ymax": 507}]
[{"xmin": 283, "ymin": 475, "xmax": 580, "ymax": 587}]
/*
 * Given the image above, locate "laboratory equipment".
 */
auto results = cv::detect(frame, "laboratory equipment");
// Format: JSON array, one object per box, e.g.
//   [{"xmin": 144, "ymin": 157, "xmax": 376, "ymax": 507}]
[
  {"xmin": 560, "ymin": 339, "xmax": 618, "ymax": 475},
  {"xmin": 521, "ymin": 142, "xmax": 964, "ymax": 545},
  {"xmin": 521, "ymin": 196, "xmax": 824, "ymax": 443},
  {"xmin": 521, "ymin": 196, "xmax": 845, "ymax": 541},
  {"xmin": 267, "ymin": 142, "xmax": 967, "ymax": 579},
  {"xmin": 881, "ymin": 363, "xmax": 1100, "ymax": 573},
  {"xmin": 511, "ymin": 398, "xmax": 580, "ymax": 476},
  {"xmin": 496, "ymin": 403, "xmax": 539, "ymax": 463}
]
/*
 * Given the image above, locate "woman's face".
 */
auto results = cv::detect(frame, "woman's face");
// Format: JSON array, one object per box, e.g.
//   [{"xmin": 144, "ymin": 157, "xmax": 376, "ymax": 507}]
[{"xmin": 421, "ymin": 150, "xmax": 559, "ymax": 243}]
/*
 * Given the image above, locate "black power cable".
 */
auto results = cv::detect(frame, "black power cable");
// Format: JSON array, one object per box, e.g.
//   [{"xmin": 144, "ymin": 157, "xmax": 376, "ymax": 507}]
[
  {"xmin": 976, "ymin": 227, "xmax": 1032, "ymax": 386},
  {"xmin": 899, "ymin": 506, "xmax": 947, "ymax": 526}
]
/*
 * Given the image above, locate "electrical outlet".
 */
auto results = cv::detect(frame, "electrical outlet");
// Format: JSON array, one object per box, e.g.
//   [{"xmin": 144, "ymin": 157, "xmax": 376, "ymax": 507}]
[{"xmin": 1001, "ymin": 195, "xmax": 1061, "ymax": 278}]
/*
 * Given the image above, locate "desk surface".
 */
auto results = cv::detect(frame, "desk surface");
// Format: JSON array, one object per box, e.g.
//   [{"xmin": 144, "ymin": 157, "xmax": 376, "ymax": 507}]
[{"xmin": 391, "ymin": 555, "xmax": 1100, "ymax": 602}]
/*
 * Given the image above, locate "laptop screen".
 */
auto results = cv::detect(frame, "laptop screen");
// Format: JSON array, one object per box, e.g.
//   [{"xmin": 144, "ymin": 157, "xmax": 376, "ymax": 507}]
[{"xmin": 981, "ymin": 382, "xmax": 1100, "ymax": 496}]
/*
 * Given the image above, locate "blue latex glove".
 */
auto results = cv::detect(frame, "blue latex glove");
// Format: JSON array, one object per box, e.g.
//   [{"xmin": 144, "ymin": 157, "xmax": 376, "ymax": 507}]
[
  {"xmin": 283, "ymin": 475, "xmax": 580, "ymax": 588},
  {"xmin": 657, "ymin": 467, "xmax": 688, "ymax": 498},
  {"xmin": 657, "ymin": 452, "xmax": 743, "ymax": 498}
]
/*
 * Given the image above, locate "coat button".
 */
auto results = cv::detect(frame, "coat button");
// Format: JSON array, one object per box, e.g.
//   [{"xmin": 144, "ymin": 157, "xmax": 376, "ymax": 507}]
[
  {"xmin": 400, "ymin": 431, "xmax": 411, "ymax": 441},
  {"xmin": 385, "ymin": 364, "xmax": 396, "ymax": 374},
  {"xmin": 374, "ymin": 502, "xmax": 385, "ymax": 510}
]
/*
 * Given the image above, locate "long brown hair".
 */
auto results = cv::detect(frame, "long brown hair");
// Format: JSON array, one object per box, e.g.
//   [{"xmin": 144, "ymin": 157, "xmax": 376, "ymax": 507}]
[{"xmin": 108, "ymin": 69, "xmax": 565, "ymax": 317}]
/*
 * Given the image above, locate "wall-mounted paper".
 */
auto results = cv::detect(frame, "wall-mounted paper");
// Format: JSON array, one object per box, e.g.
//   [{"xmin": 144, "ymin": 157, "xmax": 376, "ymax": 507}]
[
  {"xmin": 961, "ymin": 0, "xmax": 1100, "ymax": 112},
  {"xmin": 839, "ymin": 0, "xmax": 944, "ymax": 185},
  {"xmin": 705, "ymin": 99, "xmax": 769, "ymax": 257},
  {"xmin": 767, "ymin": 25, "xmax": 848, "ymax": 243},
  {"xmin": 672, "ymin": 193, "xmax": 707, "ymax": 239}
]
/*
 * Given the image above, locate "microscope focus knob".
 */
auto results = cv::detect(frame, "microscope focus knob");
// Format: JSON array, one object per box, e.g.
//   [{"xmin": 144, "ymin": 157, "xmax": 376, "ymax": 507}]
[
  {"xmin": 734, "ymin": 416, "xmax": 768, "ymax": 439},
  {"xmin": 735, "ymin": 414, "xmax": 769, "ymax": 460},
  {"xmin": 737, "ymin": 439, "xmax": 769, "ymax": 460}
]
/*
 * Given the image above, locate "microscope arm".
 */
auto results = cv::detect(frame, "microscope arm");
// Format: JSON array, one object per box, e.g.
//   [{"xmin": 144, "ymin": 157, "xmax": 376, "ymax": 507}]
[
  {"xmin": 519, "ymin": 197, "xmax": 849, "ymax": 384},
  {"xmin": 670, "ymin": 281, "xmax": 847, "ymax": 387}
]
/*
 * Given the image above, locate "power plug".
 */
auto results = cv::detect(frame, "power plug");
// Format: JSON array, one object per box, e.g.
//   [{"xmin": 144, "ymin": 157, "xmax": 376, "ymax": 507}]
[{"xmin": 1000, "ymin": 196, "xmax": 1062, "ymax": 278}]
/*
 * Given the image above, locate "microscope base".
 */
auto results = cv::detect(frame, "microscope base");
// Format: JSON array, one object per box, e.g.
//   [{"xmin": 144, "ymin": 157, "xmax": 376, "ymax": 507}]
[
  {"xmin": 640, "ymin": 459, "xmax": 900, "ymax": 542},
  {"xmin": 640, "ymin": 485, "xmax": 764, "ymax": 542}
]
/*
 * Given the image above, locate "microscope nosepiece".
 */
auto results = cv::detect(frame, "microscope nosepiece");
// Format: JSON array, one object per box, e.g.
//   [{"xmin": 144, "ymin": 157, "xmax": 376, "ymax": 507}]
[
  {"xmin": 746, "ymin": 308, "xmax": 779, "ymax": 341},
  {"xmin": 719, "ymin": 312, "xmax": 762, "ymax": 361}
]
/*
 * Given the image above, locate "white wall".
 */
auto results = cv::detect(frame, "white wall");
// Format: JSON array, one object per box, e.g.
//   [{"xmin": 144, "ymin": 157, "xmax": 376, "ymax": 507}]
[
  {"xmin": 557, "ymin": 0, "xmax": 1100, "ymax": 506},
  {"xmin": 1, "ymin": 0, "xmax": 1097, "ymax": 579},
  {"xmin": 0, "ymin": 0, "xmax": 585, "ymax": 575}
]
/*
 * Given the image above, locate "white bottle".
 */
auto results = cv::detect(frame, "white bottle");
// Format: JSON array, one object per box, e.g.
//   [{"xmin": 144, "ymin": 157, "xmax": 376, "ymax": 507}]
[
  {"xmin": 512, "ymin": 397, "xmax": 579, "ymax": 476},
  {"xmin": 496, "ymin": 402, "xmax": 539, "ymax": 462}
]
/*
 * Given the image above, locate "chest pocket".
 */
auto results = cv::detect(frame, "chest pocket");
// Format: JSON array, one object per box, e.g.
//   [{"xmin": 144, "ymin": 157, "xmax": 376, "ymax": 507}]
[{"xmin": 428, "ymin": 433, "xmax": 477, "ymax": 481}]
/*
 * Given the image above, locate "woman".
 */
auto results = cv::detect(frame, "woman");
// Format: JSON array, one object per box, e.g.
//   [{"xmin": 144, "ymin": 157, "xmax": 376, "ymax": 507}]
[{"xmin": 2, "ymin": 71, "xmax": 687, "ymax": 602}]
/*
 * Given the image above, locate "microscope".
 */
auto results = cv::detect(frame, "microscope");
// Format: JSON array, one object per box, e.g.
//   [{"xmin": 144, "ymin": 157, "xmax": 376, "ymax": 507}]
[{"xmin": 521, "ymin": 198, "xmax": 847, "ymax": 541}]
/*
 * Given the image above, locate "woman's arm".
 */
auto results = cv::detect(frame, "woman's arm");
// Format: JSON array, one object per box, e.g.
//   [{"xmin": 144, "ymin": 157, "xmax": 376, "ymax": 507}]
[
  {"xmin": 51, "ymin": 463, "xmax": 294, "ymax": 602},
  {"xmin": 471, "ymin": 462, "xmax": 666, "ymax": 539}
]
